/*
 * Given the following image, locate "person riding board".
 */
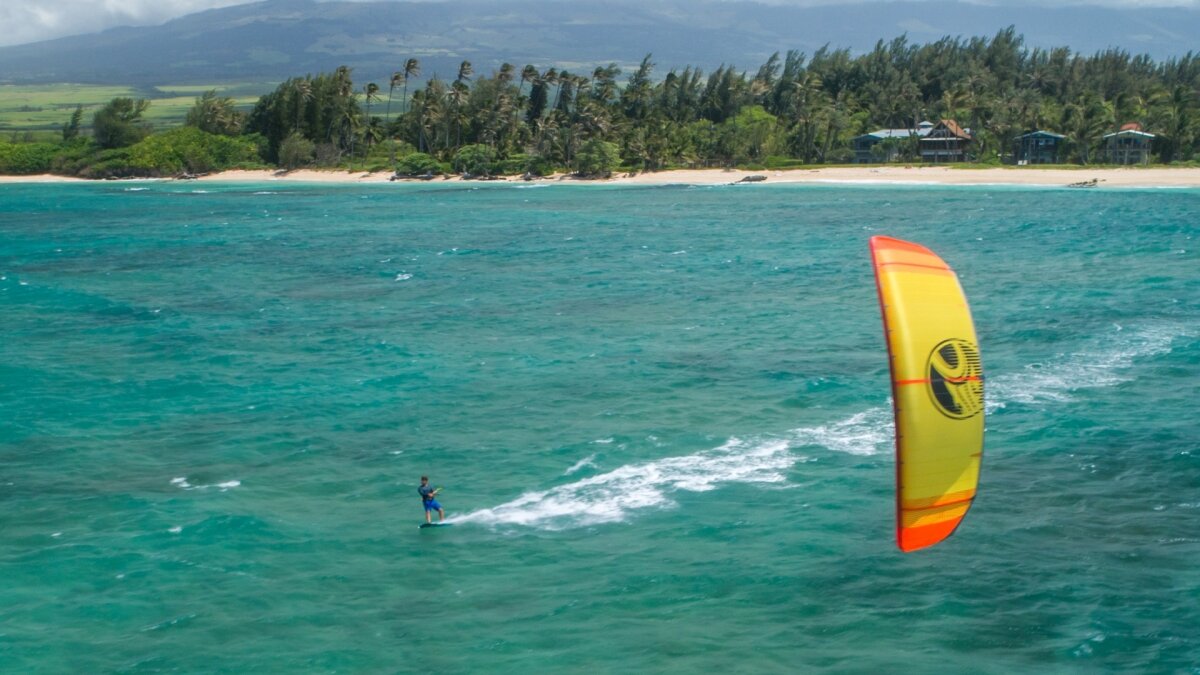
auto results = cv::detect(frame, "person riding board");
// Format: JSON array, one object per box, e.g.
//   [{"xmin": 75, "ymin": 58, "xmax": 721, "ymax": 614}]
[{"xmin": 418, "ymin": 476, "xmax": 444, "ymax": 524}]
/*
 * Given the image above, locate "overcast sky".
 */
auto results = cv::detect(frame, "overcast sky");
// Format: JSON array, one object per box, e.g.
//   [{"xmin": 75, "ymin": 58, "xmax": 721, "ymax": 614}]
[{"xmin": 1, "ymin": 0, "xmax": 1198, "ymax": 48}]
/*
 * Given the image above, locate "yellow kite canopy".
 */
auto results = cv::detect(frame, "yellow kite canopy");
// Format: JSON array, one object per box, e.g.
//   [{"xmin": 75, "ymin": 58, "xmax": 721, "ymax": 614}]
[{"xmin": 870, "ymin": 236, "xmax": 984, "ymax": 553}]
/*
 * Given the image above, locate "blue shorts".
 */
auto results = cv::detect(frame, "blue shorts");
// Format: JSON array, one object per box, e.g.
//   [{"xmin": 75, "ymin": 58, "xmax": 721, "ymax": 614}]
[{"xmin": 423, "ymin": 499, "xmax": 441, "ymax": 512}]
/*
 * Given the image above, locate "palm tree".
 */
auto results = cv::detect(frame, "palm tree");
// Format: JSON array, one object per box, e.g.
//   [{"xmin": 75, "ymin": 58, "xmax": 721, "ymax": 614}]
[
  {"xmin": 410, "ymin": 89, "xmax": 428, "ymax": 153},
  {"xmin": 1063, "ymin": 93, "xmax": 1112, "ymax": 164},
  {"xmin": 186, "ymin": 90, "xmax": 243, "ymax": 135},
  {"xmin": 386, "ymin": 71, "xmax": 404, "ymax": 163},
  {"xmin": 449, "ymin": 80, "xmax": 470, "ymax": 148},
  {"xmin": 362, "ymin": 82, "xmax": 380, "ymax": 142},
  {"xmin": 449, "ymin": 60, "xmax": 474, "ymax": 149},
  {"xmin": 542, "ymin": 68, "xmax": 559, "ymax": 115},
  {"xmin": 402, "ymin": 58, "xmax": 421, "ymax": 113},
  {"xmin": 418, "ymin": 79, "xmax": 447, "ymax": 156},
  {"xmin": 1149, "ymin": 84, "xmax": 1196, "ymax": 162},
  {"xmin": 293, "ymin": 78, "xmax": 313, "ymax": 132},
  {"xmin": 591, "ymin": 64, "xmax": 620, "ymax": 104},
  {"xmin": 456, "ymin": 60, "xmax": 474, "ymax": 85},
  {"xmin": 519, "ymin": 65, "xmax": 538, "ymax": 98},
  {"xmin": 356, "ymin": 82, "xmax": 380, "ymax": 168},
  {"xmin": 497, "ymin": 63, "xmax": 515, "ymax": 85},
  {"xmin": 553, "ymin": 70, "xmax": 574, "ymax": 113}
]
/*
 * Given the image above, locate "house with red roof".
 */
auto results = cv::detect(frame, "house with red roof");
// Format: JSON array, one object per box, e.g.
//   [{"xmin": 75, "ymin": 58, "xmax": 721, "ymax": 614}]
[{"xmin": 919, "ymin": 120, "xmax": 972, "ymax": 163}]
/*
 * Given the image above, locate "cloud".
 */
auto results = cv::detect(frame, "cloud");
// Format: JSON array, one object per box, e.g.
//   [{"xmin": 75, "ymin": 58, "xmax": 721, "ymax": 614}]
[
  {"xmin": 0, "ymin": 0, "xmax": 250, "ymax": 47},
  {"xmin": 1, "ymin": 0, "xmax": 1198, "ymax": 47}
]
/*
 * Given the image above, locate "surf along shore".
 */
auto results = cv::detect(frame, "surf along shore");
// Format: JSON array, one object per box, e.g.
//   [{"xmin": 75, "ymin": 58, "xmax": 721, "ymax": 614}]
[{"xmin": 3, "ymin": 165, "xmax": 1200, "ymax": 187}]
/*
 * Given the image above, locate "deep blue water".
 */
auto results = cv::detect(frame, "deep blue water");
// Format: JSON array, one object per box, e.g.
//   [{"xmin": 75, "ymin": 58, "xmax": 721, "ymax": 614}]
[{"xmin": 2, "ymin": 181, "xmax": 1198, "ymax": 672}]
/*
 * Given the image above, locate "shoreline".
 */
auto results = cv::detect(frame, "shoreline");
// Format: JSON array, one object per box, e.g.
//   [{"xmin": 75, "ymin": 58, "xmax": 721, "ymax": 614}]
[{"xmin": 3, "ymin": 165, "xmax": 1200, "ymax": 188}]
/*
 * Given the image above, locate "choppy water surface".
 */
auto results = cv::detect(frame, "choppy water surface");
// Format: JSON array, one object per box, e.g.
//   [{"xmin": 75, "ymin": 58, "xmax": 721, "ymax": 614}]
[{"xmin": 2, "ymin": 181, "xmax": 1197, "ymax": 672}]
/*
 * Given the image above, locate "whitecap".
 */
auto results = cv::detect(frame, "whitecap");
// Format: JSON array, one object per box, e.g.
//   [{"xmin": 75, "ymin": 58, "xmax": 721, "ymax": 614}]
[
  {"xmin": 563, "ymin": 453, "xmax": 597, "ymax": 475},
  {"xmin": 171, "ymin": 476, "xmax": 240, "ymax": 492},
  {"xmin": 395, "ymin": 273, "xmax": 413, "ymax": 281}
]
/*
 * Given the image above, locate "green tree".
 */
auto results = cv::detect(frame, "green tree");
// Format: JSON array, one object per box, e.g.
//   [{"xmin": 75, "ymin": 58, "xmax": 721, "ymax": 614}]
[
  {"xmin": 278, "ymin": 131, "xmax": 315, "ymax": 169},
  {"xmin": 245, "ymin": 69, "xmax": 363, "ymax": 162},
  {"xmin": 386, "ymin": 70, "xmax": 404, "ymax": 162},
  {"xmin": 358, "ymin": 82, "xmax": 380, "ymax": 165},
  {"xmin": 519, "ymin": 65, "xmax": 538, "ymax": 98},
  {"xmin": 61, "ymin": 105, "xmax": 83, "ymax": 141},
  {"xmin": 93, "ymin": 97, "xmax": 150, "ymax": 149},
  {"xmin": 575, "ymin": 138, "xmax": 620, "ymax": 177},
  {"xmin": 395, "ymin": 151, "xmax": 442, "ymax": 176},
  {"xmin": 1149, "ymin": 84, "xmax": 1196, "ymax": 162},
  {"xmin": 453, "ymin": 143, "xmax": 496, "ymax": 176},
  {"xmin": 402, "ymin": 58, "xmax": 421, "ymax": 113},
  {"xmin": 128, "ymin": 127, "xmax": 260, "ymax": 175},
  {"xmin": 0, "ymin": 140, "xmax": 60, "ymax": 174},
  {"xmin": 186, "ymin": 90, "xmax": 244, "ymax": 136},
  {"xmin": 722, "ymin": 105, "xmax": 780, "ymax": 163}
]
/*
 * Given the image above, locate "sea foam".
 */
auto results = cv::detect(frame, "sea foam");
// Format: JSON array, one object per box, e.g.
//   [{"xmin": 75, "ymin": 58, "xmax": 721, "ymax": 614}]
[
  {"xmin": 453, "ymin": 405, "xmax": 897, "ymax": 530},
  {"xmin": 454, "ymin": 435, "xmax": 798, "ymax": 530},
  {"xmin": 563, "ymin": 453, "xmax": 598, "ymax": 475},
  {"xmin": 986, "ymin": 321, "xmax": 1191, "ymax": 409},
  {"xmin": 171, "ymin": 476, "xmax": 241, "ymax": 492}
]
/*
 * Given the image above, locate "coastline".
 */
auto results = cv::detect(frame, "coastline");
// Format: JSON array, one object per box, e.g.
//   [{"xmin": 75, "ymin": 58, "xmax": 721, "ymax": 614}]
[{"xmin": 3, "ymin": 165, "xmax": 1200, "ymax": 187}]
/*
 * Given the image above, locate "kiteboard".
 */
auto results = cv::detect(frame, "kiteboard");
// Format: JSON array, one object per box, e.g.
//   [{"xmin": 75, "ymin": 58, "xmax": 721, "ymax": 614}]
[{"xmin": 418, "ymin": 522, "xmax": 451, "ymax": 529}]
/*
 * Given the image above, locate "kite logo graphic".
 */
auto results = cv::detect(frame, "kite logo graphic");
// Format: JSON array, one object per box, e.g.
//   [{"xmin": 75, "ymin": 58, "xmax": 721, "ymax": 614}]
[{"xmin": 927, "ymin": 339, "xmax": 984, "ymax": 419}]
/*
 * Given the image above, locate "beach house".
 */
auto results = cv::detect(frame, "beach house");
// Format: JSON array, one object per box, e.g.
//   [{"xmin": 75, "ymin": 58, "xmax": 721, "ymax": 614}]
[
  {"xmin": 1013, "ymin": 130, "xmax": 1065, "ymax": 164},
  {"xmin": 851, "ymin": 121, "xmax": 934, "ymax": 163},
  {"xmin": 1103, "ymin": 123, "xmax": 1155, "ymax": 164},
  {"xmin": 920, "ymin": 120, "xmax": 972, "ymax": 163}
]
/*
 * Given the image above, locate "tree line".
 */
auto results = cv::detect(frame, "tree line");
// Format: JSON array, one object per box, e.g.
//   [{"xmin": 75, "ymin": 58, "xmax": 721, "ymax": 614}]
[{"xmin": 3, "ymin": 27, "xmax": 1199, "ymax": 177}]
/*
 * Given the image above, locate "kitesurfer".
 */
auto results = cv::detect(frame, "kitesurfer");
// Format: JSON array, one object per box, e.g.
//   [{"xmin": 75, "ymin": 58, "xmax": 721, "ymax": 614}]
[{"xmin": 418, "ymin": 476, "xmax": 444, "ymax": 524}]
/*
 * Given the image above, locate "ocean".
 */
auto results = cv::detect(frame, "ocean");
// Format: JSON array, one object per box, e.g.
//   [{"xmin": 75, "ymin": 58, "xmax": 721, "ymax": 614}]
[{"xmin": 1, "ymin": 181, "xmax": 1197, "ymax": 672}]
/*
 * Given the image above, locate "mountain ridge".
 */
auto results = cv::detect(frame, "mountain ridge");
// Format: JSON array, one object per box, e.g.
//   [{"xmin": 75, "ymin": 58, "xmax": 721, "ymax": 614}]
[{"xmin": 1, "ymin": 0, "xmax": 1197, "ymax": 86}]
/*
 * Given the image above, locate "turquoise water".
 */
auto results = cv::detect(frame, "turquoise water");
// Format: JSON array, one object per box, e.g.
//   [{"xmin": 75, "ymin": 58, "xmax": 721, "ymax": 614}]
[{"xmin": 2, "ymin": 181, "xmax": 1198, "ymax": 672}]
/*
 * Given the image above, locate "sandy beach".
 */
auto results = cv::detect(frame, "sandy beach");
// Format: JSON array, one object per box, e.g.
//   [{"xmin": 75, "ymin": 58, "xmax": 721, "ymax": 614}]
[{"xmin": 3, "ymin": 165, "xmax": 1200, "ymax": 187}]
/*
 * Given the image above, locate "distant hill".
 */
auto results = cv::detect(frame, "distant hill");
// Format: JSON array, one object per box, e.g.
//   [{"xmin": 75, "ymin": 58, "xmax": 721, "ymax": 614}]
[{"xmin": 1, "ymin": 0, "xmax": 1198, "ymax": 86}]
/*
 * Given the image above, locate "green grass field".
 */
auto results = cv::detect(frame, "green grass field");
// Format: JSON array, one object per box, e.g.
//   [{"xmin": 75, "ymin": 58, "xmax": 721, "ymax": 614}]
[{"xmin": 0, "ymin": 83, "xmax": 270, "ymax": 134}]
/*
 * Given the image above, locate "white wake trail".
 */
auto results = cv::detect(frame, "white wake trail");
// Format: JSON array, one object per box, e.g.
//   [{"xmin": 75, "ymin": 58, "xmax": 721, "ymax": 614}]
[
  {"xmin": 454, "ymin": 321, "xmax": 1192, "ymax": 531},
  {"xmin": 453, "ymin": 408, "xmax": 893, "ymax": 530}
]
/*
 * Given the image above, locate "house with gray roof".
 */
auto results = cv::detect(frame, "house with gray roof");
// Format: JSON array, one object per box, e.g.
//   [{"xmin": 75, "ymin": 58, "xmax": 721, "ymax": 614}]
[
  {"xmin": 1014, "ymin": 130, "xmax": 1065, "ymax": 165},
  {"xmin": 850, "ymin": 121, "xmax": 933, "ymax": 163},
  {"xmin": 1103, "ymin": 123, "xmax": 1155, "ymax": 164}
]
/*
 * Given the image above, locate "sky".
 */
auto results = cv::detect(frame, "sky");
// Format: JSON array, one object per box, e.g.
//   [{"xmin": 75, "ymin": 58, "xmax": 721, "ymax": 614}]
[{"xmin": 0, "ymin": 0, "xmax": 1198, "ymax": 48}]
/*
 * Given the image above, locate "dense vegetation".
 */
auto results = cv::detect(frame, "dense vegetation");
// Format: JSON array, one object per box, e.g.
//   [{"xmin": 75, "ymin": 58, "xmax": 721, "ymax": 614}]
[{"xmin": 3, "ymin": 28, "xmax": 1199, "ymax": 177}]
